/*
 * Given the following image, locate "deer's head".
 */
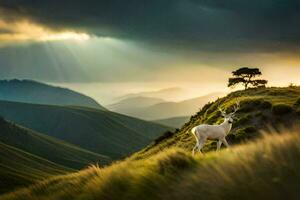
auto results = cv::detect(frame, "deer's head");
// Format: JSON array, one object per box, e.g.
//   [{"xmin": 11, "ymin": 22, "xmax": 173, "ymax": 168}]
[{"xmin": 218, "ymin": 101, "xmax": 240, "ymax": 124}]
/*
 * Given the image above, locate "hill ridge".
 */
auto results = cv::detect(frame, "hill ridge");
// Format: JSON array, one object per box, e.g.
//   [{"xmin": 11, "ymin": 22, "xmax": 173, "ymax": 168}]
[
  {"xmin": 0, "ymin": 117, "xmax": 110, "ymax": 169},
  {"xmin": 0, "ymin": 141, "xmax": 72, "ymax": 194},
  {"xmin": 0, "ymin": 79, "xmax": 106, "ymax": 110}
]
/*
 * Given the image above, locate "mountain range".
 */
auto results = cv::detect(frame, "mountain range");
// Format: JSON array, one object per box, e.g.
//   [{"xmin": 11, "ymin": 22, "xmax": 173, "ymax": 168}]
[{"xmin": 0, "ymin": 79, "xmax": 106, "ymax": 110}]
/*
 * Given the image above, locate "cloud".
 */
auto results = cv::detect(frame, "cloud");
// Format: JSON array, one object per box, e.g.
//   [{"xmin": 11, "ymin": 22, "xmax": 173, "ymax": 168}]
[
  {"xmin": 0, "ymin": 0, "xmax": 300, "ymax": 52},
  {"xmin": 0, "ymin": 19, "xmax": 90, "ymax": 45}
]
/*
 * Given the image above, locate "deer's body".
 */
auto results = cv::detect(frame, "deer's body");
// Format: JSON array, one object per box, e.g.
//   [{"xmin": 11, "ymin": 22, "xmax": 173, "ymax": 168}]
[
  {"xmin": 191, "ymin": 102, "xmax": 239, "ymax": 155},
  {"xmin": 192, "ymin": 120, "xmax": 232, "ymax": 140}
]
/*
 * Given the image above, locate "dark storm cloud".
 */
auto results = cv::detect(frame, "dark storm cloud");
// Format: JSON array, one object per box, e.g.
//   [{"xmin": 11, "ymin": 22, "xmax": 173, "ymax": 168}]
[{"xmin": 1, "ymin": 0, "xmax": 300, "ymax": 51}]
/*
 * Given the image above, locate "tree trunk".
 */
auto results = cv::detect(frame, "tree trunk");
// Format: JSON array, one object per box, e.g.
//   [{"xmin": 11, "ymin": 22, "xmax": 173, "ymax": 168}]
[{"xmin": 244, "ymin": 82, "xmax": 248, "ymax": 90}]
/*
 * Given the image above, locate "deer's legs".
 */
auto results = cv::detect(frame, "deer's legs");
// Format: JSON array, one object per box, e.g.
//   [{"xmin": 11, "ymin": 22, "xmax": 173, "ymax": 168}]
[
  {"xmin": 221, "ymin": 138, "xmax": 229, "ymax": 148},
  {"xmin": 217, "ymin": 140, "xmax": 222, "ymax": 151},
  {"xmin": 197, "ymin": 138, "xmax": 206, "ymax": 153},
  {"xmin": 192, "ymin": 142, "xmax": 199, "ymax": 156}
]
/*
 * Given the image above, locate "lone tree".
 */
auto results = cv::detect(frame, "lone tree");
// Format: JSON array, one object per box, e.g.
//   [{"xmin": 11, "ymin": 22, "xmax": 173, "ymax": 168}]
[{"xmin": 228, "ymin": 67, "xmax": 267, "ymax": 90}]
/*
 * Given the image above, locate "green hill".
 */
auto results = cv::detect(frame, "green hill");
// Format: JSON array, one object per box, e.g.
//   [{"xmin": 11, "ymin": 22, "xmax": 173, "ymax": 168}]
[
  {"xmin": 2, "ymin": 129, "xmax": 300, "ymax": 200},
  {"xmin": 0, "ymin": 118, "xmax": 110, "ymax": 169},
  {"xmin": 0, "ymin": 79, "xmax": 106, "ymax": 110},
  {"xmin": 0, "ymin": 142, "xmax": 72, "ymax": 194},
  {"xmin": 134, "ymin": 87, "xmax": 300, "ymax": 159},
  {"xmin": 0, "ymin": 100, "xmax": 170, "ymax": 159}
]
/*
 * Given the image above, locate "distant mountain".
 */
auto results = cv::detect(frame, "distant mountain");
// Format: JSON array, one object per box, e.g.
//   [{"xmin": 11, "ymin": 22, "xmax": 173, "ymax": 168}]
[
  {"xmin": 116, "ymin": 87, "xmax": 187, "ymax": 102},
  {"xmin": 107, "ymin": 96, "xmax": 165, "ymax": 113},
  {"xmin": 152, "ymin": 116, "xmax": 190, "ymax": 128},
  {"xmin": 0, "ymin": 141, "xmax": 72, "ymax": 194},
  {"xmin": 0, "ymin": 100, "xmax": 170, "ymax": 159},
  {"xmin": 111, "ymin": 92, "xmax": 225, "ymax": 120},
  {"xmin": 0, "ymin": 117, "xmax": 110, "ymax": 169},
  {"xmin": 0, "ymin": 79, "xmax": 106, "ymax": 110}
]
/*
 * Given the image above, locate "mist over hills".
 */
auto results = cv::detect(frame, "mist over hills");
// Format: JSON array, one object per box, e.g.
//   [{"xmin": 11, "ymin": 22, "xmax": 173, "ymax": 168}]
[
  {"xmin": 110, "ymin": 92, "xmax": 224, "ymax": 120},
  {"xmin": 116, "ymin": 87, "xmax": 187, "ymax": 102},
  {"xmin": 107, "ymin": 96, "xmax": 165, "ymax": 113},
  {"xmin": 0, "ymin": 79, "xmax": 106, "ymax": 110},
  {"xmin": 152, "ymin": 116, "xmax": 190, "ymax": 128}
]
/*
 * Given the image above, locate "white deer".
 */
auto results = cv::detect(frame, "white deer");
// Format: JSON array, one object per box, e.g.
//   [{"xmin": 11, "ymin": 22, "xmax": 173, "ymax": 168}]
[{"xmin": 191, "ymin": 101, "xmax": 240, "ymax": 155}]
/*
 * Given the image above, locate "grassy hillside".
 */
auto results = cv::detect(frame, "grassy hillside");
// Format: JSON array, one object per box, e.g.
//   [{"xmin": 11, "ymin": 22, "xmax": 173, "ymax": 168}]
[
  {"xmin": 0, "ymin": 118, "xmax": 110, "ymax": 169},
  {"xmin": 0, "ymin": 142, "xmax": 72, "ymax": 194},
  {"xmin": 134, "ymin": 87, "xmax": 300, "ymax": 159},
  {"xmin": 2, "ymin": 129, "xmax": 300, "ymax": 200},
  {"xmin": 0, "ymin": 100, "xmax": 170, "ymax": 159},
  {"xmin": 152, "ymin": 116, "xmax": 190, "ymax": 128},
  {"xmin": 117, "ymin": 92, "xmax": 224, "ymax": 120},
  {"xmin": 0, "ymin": 79, "xmax": 106, "ymax": 110}
]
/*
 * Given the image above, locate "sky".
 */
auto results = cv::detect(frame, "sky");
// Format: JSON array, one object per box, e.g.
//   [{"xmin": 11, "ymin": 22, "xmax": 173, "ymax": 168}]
[{"xmin": 0, "ymin": 0, "xmax": 300, "ymax": 104}]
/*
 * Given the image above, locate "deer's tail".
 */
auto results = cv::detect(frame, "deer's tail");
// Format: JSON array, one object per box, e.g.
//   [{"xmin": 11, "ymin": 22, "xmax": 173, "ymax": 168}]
[{"xmin": 187, "ymin": 127, "xmax": 196, "ymax": 136}]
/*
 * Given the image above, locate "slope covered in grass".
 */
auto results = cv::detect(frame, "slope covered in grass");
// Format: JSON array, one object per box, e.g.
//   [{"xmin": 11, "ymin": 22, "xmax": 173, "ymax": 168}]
[
  {"xmin": 0, "ymin": 100, "xmax": 170, "ymax": 159},
  {"xmin": 134, "ymin": 87, "xmax": 300, "ymax": 159},
  {"xmin": 2, "ymin": 129, "xmax": 300, "ymax": 200},
  {"xmin": 0, "ymin": 79, "xmax": 105, "ymax": 110},
  {"xmin": 0, "ymin": 118, "xmax": 110, "ymax": 169},
  {"xmin": 0, "ymin": 142, "xmax": 72, "ymax": 194}
]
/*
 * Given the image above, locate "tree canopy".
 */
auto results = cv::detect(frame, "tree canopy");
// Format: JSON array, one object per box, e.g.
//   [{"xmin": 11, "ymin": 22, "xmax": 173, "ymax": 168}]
[{"xmin": 228, "ymin": 67, "xmax": 267, "ymax": 89}]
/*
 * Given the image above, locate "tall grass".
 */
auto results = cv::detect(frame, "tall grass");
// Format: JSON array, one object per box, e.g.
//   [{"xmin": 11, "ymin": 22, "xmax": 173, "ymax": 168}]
[{"xmin": 2, "ymin": 129, "xmax": 300, "ymax": 200}]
